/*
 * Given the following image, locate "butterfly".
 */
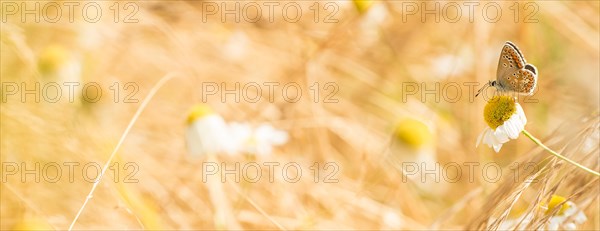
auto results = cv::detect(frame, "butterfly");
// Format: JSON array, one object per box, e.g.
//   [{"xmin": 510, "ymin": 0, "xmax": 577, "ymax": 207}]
[{"xmin": 476, "ymin": 41, "xmax": 538, "ymax": 97}]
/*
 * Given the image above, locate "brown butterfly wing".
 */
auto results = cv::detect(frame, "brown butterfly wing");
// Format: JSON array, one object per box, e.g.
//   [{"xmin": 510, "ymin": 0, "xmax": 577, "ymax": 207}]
[
  {"xmin": 496, "ymin": 42, "xmax": 526, "ymax": 80},
  {"xmin": 499, "ymin": 67, "xmax": 537, "ymax": 95},
  {"xmin": 517, "ymin": 65, "xmax": 537, "ymax": 94}
]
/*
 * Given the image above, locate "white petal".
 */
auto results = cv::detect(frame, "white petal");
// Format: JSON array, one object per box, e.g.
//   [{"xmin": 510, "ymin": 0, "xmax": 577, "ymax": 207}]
[
  {"xmin": 187, "ymin": 115, "xmax": 234, "ymax": 155},
  {"xmin": 563, "ymin": 202, "xmax": 578, "ymax": 217},
  {"xmin": 514, "ymin": 114, "xmax": 526, "ymax": 131},
  {"xmin": 476, "ymin": 128, "xmax": 488, "ymax": 148},
  {"xmin": 502, "ymin": 118, "xmax": 519, "ymax": 139},
  {"xmin": 240, "ymin": 124, "xmax": 290, "ymax": 156},
  {"xmin": 271, "ymin": 130, "xmax": 289, "ymax": 145},
  {"xmin": 564, "ymin": 222, "xmax": 576, "ymax": 230},
  {"xmin": 229, "ymin": 122, "xmax": 253, "ymax": 153},
  {"xmin": 573, "ymin": 211, "xmax": 587, "ymax": 224},
  {"xmin": 515, "ymin": 103, "xmax": 527, "ymax": 124},
  {"xmin": 483, "ymin": 129, "xmax": 497, "ymax": 147},
  {"xmin": 547, "ymin": 218, "xmax": 560, "ymax": 231},
  {"xmin": 493, "ymin": 126, "xmax": 510, "ymax": 143},
  {"xmin": 493, "ymin": 143, "xmax": 502, "ymax": 153},
  {"xmin": 186, "ymin": 125, "xmax": 205, "ymax": 156}
]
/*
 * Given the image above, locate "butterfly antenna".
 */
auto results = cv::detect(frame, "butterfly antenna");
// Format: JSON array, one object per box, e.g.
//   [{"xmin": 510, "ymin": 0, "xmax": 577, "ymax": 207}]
[{"xmin": 475, "ymin": 82, "xmax": 490, "ymax": 97}]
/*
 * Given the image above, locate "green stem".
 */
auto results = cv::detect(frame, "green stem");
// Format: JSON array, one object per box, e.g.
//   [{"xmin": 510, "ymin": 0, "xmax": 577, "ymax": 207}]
[{"xmin": 522, "ymin": 130, "xmax": 599, "ymax": 177}]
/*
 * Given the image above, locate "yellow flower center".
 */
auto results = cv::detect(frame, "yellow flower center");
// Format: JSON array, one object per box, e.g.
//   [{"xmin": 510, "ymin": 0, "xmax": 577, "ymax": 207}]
[
  {"xmin": 186, "ymin": 104, "xmax": 214, "ymax": 125},
  {"xmin": 545, "ymin": 195, "xmax": 571, "ymax": 216},
  {"xmin": 394, "ymin": 118, "xmax": 432, "ymax": 149},
  {"xmin": 353, "ymin": 0, "xmax": 373, "ymax": 13},
  {"xmin": 484, "ymin": 96, "xmax": 516, "ymax": 129},
  {"xmin": 38, "ymin": 45, "xmax": 69, "ymax": 75}
]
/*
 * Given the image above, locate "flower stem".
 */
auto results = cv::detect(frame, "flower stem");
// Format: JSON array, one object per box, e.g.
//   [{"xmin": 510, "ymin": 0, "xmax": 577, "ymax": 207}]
[{"xmin": 522, "ymin": 129, "xmax": 599, "ymax": 177}]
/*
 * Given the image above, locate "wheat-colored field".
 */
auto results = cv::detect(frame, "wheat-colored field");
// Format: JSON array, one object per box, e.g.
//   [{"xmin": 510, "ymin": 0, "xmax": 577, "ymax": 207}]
[{"xmin": 1, "ymin": 1, "xmax": 599, "ymax": 230}]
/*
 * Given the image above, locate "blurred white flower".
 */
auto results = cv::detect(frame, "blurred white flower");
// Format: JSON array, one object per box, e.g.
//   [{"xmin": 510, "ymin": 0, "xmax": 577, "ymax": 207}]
[
  {"xmin": 382, "ymin": 210, "xmax": 403, "ymax": 228},
  {"xmin": 388, "ymin": 118, "xmax": 444, "ymax": 192},
  {"xmin": 355, "ymin": 2, "xmax": 387, "ymax": 46},
  {"xmin": 223, "ymin": 31, "xmax": 249, "ymax": 61},
  {"xmin": 389, "ymin": 118, "xmax": 436, "ymax": 168},
  {"xmin": 431, "ymin": 54, "xmax": 469, "ymax": 78},
  {"xmin": 582, "ymin": 124, "xmax": 599, "ymax": 153},
  {"xmin": 495, "ymin": 213, "xmax": 534, "ymax": 231},
  {"xmin": 477, "ymin": 96, "xmax": 527, "ymax": 153},
  {"xmin": 186, "ymin": 104, "xmax": 235, "ymax": 156},
  {"xmin": 228, "ymin": 122, "xmax": 253, "ymax": 151},
  {"xmin": 544, "ymin": 195, "xmax": 587, "ymax": 231},
  {"xmin": 38, "ymin": 45, "xmax": 81, "ymax": 83},
  {"xmin": 186, "ymin": 104, "xmax": 288, "ymax": 156},
  {"xmin": 228, "ymin": 123, "xmax": 289, "ymax": 156},
  {"xmin": 251, "ymin": 124, "xmax": 289, "ymax": 156}
]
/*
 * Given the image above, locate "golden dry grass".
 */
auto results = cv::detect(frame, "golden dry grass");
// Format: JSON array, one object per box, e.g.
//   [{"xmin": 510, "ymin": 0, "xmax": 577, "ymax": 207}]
[{"xmin": 1, "ymin": 1, "xmax": 599, "ymax": 230}]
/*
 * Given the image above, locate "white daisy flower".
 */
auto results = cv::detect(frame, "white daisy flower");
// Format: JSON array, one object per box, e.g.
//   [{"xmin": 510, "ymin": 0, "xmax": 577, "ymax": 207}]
[
  {"xmin": 495, "ymin": 214, "xmax": 534, "ymax": 231},
  {"xmin": 388, "ymin": 118, "xmax": 436, "ymax": 170},
  {"xmin": 352, "ymin": 0, "xmax": 374, "ymax": 14},
  {"xmin": 186, "ymin": 104, "xmax": 235, "ymax": 156},
  {"xmin": 251, "ymin": 124, "xmax": 289, "ymax": 156},
  {"xmin": 388, "ymin": 118, "xmax": 445, "ymax": 192},
  {"xmin": 186, "ymin": 105, "xmax": 289, "ymax": 156},
  {"xmin": 222, "ymin": 30, "xmax": 249, "ymax": 61},
  {"xmin": 229, "ymin": 123, "xmax": 289, "ymax": 156},
  {"xmin": 228, "ymin": 122, "xmax": 253, "ymax": 152},
  {"xmin": 544, "ymin": 195, "xmax": 587, "ymax": 231},
  {"xmin": 477, "ymin": 96, "xmax": 527, "ymax": 153},
  {"xmin": 382, "ymin": 210, "xmax": 403, "ymax": 229},
  {"xmin": 38, "ymin": 45, "xmax": 82, "ymax": 83}
]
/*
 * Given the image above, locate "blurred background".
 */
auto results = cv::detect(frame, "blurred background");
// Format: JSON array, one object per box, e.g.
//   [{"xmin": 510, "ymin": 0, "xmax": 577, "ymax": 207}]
[{"xmin": 1, "ymin": 1, "xmax": 599, "ymax": 230}]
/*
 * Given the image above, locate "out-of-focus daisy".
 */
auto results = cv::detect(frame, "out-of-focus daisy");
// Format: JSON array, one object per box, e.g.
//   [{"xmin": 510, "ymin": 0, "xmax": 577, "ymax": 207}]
[
  {"xmin": 389, "ymin": 118, "xmax": 436, "ymax": 167},
  {"xmin": 543, "ymin": 195, "xmax": 587, "ymax": 230},
  {"xmin": 250, "ymin": 124, "xmax": 289, "ymax": 156},
  {"xmin": 228, "ymin": 122, "xmax": 289, "ymax": 156},
  {"xmin": 186, "ymin": 104, "xmax": 234, "ymax": 156},
  {"xmin": 381, "ymin": 210, "xmax": 404, "ymax": 229},
  {"xmin": 393, "ymin": 118, "xmax": 433, "ymax": 150},
  {"xmin": 494, "ymin": 202, "xmax": 534, "ymax": 230},
  {"xmin": 388, "ymin": 118, "xmax": 442, "ymax": 191},
  {"xmin": 353, "ymin": 0, "xmax": 374, "ymax": 14},
  {"xmin": 37, "ymin": 45, "xmax": 81, "ymax": 83},
  {"xmin": 350, "ymin": 0, "xmax": 387, "ymax": 47},
  {"xmin": 222, "ymin": 30, "xmax": 249, "ymax": 61},
  {"xmin": 186, "ymin": 104, "xmax": 289, "ymax": 156},
  {"xmin": 431, "ymin": 53, "xmax": 470, "ymax": 79},
  {"xmin": 476, "ymin": 96, "xmax": 527, "ymax": 152}
]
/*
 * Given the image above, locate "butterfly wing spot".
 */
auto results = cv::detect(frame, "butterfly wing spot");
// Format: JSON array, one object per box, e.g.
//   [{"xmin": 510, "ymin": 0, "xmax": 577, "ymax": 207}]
[
  {"xmin": 506, "ymin": 41, "xmax": 526, "ymax": 61},
  {"xmin": 504, "ymin": 43, "xmax": 526, "ymax": 69},
  {"xmin": 514, "ymin": 69, "xmax": 537, "ymax": 94}
]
